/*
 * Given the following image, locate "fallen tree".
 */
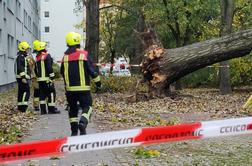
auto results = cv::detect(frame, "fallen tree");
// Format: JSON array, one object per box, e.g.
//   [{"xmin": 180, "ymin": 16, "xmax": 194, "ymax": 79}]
[{"xmin": 139, "ymin": 29, "xmax": 252, "ymax": 97}]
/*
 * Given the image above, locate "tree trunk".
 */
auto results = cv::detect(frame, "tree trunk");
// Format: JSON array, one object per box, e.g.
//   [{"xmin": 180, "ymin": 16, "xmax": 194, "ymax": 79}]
[
  {"xmin": 110, "ymin": 49, "xmax": 115, "ymax": 74},
  {"xmin": 219, "ymin": 0, "xmax": 234, "ymax": 94},
  {"xmin": 140, "ymin": 29, "xmax": 252, "ymax": 97},
  {"xmin": 85, "ymin": 0, "xmax": 100, "ymax": 63},
  {"xmin": 132, "ymin": 10, "xmax": 146, "ymax": 69}
]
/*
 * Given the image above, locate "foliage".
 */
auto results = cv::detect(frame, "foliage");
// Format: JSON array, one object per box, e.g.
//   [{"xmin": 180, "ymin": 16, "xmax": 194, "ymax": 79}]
[
  {"xmin": 92, "ymin": 75, "xmax": 147, "ymax": 93},
  {"xmin": 53, "ymin": 63, "xmax": 61, "ymax": 79},
  {"xmin": 229, "ymin": 55, "xmax": 252, "ymax": 86},
  {"xmin": 133, "ymin": 147, "xmax": 161, "ymax": 159},
  {"xmin": 182, "ymin": 67, "xmax": 218, "ymax": 88},
  {"xmin": 93, "ymin": 0, "xmax": 252, "ymax": 86},
  {"xmin": 182, "ymin": 54, "xmax": 252, "ymax": 88},
  {"xmin": 99, "ymin": 1, "xmax": 138, "ymax": 62}
]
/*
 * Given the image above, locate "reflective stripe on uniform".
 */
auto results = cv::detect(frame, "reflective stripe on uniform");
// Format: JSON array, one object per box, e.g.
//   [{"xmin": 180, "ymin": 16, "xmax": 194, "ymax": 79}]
[
  {"xmin": 82, "ymin": 107, "xmax": 92, "ymax": 122},
  {"xmin": 37, "ymin": 55, "xmax": 49, "ymax": 81},
  {"xmin": 48, "ymin": 93, "xmax": 55, "ymax": 107},
  {"xmin": 66, "ymin": 86, "xmax": 91, "ymax": 91},
  {"xmin": 24, "ymin": 57, "xmax": 27, "ymax": 77},
  {"xmin": 22, "ymin": 92, "xmax": 27, "ymax": 103},
  {"xmin": 40, "ymin": 100, "xmax": 46, "ymax": 104},
  {"xmin": 37, "ymin": 77, "xmax": 49, "ymax": 81},
  {"xmin": 79, "ymin": 54, "xmax": 85, "ymax": 87},
  {"xmin": 20, "ymin": 72, "xmax": 26, "ymax": 77},
  {"xmin": 64, "ymin": 56, "xmax": 70, "ymax": 88},
  {"xmin": 18, "ymin": 102, "xmax": 28, "ymax": 106},
  {"xmin": 69, "ymin": 117, "xmax": 79, "ymax": 123},
  {"xmin": 41, "ymin": 56, "xmax": 45, "ymax": 78},
  {"xmin": 93, "ymin": 76, "xmax": 100, "ymax": 83},
  {"xmin": 48, "ymin": 103, "xmax": 55, "ymax": 107},
  {"xmin": 34, "ymin": 98, "xmax": 39, "ymax": 102}
]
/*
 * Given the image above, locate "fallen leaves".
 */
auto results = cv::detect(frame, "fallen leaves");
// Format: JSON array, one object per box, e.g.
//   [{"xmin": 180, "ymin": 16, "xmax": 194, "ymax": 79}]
[
  {"xmin": 93, "ymin": 88, "xmax": 251, "ymax": 131},
  {"xmin": 0, "ymin": 89, "xmax": 37, "ymax": 144}
]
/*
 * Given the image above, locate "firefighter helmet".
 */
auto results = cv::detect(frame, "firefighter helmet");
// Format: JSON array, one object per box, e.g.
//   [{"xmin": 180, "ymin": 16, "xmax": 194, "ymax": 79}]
[
  {"xmin": 18, "ymin": 41, "xmax": 30, "ymax": 52},
  {"xmin": 37, "ymin": 42, "xmax": 47, "ymax": 51},
  {"xmin": 66, "ymin": 32, "xmax": 81, "ymax": 46},
  {"xmin": 32, "ymin": 40, "xmax": 40, "ymax": 51}
]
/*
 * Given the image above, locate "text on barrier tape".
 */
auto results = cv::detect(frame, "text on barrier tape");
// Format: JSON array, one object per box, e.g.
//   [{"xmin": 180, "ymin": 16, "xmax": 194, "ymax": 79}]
[{"xmin": 1, "ymin": 117, "xmax": 252, "ymax": 163}]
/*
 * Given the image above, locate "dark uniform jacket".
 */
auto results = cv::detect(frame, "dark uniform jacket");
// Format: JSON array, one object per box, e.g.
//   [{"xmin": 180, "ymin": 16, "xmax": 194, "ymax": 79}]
[
  {"xmin": 15, "ymin": 52, "xmax": 31, "ymax": 80},
  {"xmin": 60, "ymin": 47, "xmax": 100, "ymax": 92},
  {"xmin": 35, "ymin": 51, "xmax": 55, "ymax": 82}
]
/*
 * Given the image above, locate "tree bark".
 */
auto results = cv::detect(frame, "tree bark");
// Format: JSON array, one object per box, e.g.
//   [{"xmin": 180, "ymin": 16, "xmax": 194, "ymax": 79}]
[
  {"xmin": 140, "ymin": 29, "xmax": 252, "ymax": 97},
  {"xmin": 219, "ymin": 0, "xmax": 234, "ymax": 94},
  {"xmin": 85, "ymin": 0, "xmax": 100, "ymax": 63},
  {"xmin": 133, "ymin": 11, "xmax": 146, "ymax": 64}
]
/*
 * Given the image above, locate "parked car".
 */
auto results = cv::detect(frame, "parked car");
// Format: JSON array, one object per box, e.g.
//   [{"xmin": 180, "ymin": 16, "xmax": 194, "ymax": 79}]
[
  {"xmin": 100, "ymin": 57, "xmax": 131, "ymax": 77},
  {"xmin": 112, "ymin": 69, "xmax": 131, "ymax": 77}
]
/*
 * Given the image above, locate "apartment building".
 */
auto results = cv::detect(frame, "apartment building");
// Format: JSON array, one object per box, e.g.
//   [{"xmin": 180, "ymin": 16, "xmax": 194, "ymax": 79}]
[
  {"xmin": 0, "ymin": 0, "xmax": 40, "ymax": 91},
  {"xmin": 40, "ymin": 0, "xmax": 83, "ymax": 61}
]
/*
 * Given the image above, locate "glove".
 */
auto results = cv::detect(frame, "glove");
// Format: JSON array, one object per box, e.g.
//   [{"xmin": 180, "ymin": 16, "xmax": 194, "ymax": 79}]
[
  {"xmin": 21, "ymin": 78, "xmax": 28, "ymax": 84},
  {"xmin": 47, "ymin": 79, "xmax": 54, "ymax": 89},
  {"xmin": 48, "ymin": 82, "xmax": 54, "ymax": 89},
  {"xmin": 50, "ymin": 76, "xmax": 55, "ymax": 81},
  {"xmin": 95, "ymin": 81, "xmax": 102, "ymax": 93}
]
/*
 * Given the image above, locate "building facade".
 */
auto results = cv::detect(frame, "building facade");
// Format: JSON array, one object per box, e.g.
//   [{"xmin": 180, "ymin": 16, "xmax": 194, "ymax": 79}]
[
  {"xmin": 40, "ymin": 0, "xmax": 83, "ymax": 61},
  {"xmin": 0, "ymin": 0, "xmax": 40, "ymax": 90}
]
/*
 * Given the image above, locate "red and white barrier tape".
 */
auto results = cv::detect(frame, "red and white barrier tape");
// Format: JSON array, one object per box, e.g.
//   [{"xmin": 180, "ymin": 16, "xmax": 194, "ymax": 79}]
[
  {"xmin": 1, "ymin": 117, "xmax": 252, "ymax": 163},
  {"xmin": 56, "ymin": 61, "xmax": 229, "ymax": 69}
]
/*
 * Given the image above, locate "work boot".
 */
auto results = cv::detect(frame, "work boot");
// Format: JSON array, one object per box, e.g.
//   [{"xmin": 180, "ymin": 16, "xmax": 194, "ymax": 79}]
[
  {"xmin": 34, "ymin": 107, "xmax": 40, "ymax": 111},
  {"xmin": 65, "ymin": 104, "xmax": 69, "ymax": 111},
  {"xmin": 41, "ymin": 109, "xmax": 47, "ymax": 115},
  {"xmin": 78, "ymin": 123, "xmax": 87, "ymax": 135},
  {"xmin": 71, "ymin": 122, "xmax": 78, "ymax": 136},
  {"xmin": 19, "ymin": 106, "xmax": 26, "ymax": 113},
  {"xmin": 40, "ymin": 104, "xmax": 47, "ymax": 115}
]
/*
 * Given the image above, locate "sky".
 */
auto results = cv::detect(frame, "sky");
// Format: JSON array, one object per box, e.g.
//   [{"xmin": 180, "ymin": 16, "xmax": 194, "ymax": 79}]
[{"xmin": 40, "ymin": 0, "xmax": 84, "ymax": 61}]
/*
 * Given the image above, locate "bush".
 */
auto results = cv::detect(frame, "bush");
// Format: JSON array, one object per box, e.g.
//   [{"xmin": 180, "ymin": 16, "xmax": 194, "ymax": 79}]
[
  {"xmin": 53, "ymin": 63, "xmax": 61, "ymax": 78},
  {"xmin": 230, "ymin": 56, "xmax": 252, "ymax": 86},
  {"xmin": 182, "ymin": 67, "xmax": 218, "ymax": 88},
  {"xmin": 91, "ymin": 75, "xmax": 148, "ymax": 93},
  {"xmin": 182, "ymin": 55, "xmax": 252, "ymax": 88}
]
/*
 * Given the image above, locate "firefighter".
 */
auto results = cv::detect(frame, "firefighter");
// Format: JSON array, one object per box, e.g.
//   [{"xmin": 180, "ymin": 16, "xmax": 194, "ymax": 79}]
[
  {"xmin": 50, "ymin": 56, "xmax": 59, "ymax": 112},
  {"xmin": 243, "ymin": 95, "xmax": 252, "ymax": 111},
  {"xmin": 29, "ymin": 40, "xmax": 40, "ymax": 111},
  {"xmin": 15, "ymin": 41, "xmax": 31, "ymax": 113},
  {"xmin": 61, "ymin": 32, "xmax": 101, "ymax": 136},
  {"xmin": 35, "ymin": 41, "xmax": 60, "ymax": 115}
]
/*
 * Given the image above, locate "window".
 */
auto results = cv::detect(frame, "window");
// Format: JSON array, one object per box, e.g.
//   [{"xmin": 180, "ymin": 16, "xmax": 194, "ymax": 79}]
[
  {"xmin": 44, "ymin": 11, "xmax": 49, "ymax": 18},
  {"xmin": 45, "ymin": 26, "xmax": 50, "ymax": 33},
  {"xmin": 33, "ymin": 22, "xmax": 38, "ymax": 37},
  {"xmin": 0, "ymin": 29, "xmax": 2, "ymax": 51},
  {"xmin": 23, "ymin": 10, "xmax": 27, "ymax": 27},
  {"xmin": 7, "ymin": 0, "xmax": 14, "ymax": 13},
  {"xmin": 28, "ymin": 16, "xmax": 31, "ymax": 30},
  {"xmin": 15, "ymin": 0, "xmax": 21, "ymax": 19},
  {"xmin": 7, "ymin": 35, "xmax": 14, "ymax": 58},
  {"xmin": 3, "ymin": 2, "xmax": 6, "ymax": 19}
]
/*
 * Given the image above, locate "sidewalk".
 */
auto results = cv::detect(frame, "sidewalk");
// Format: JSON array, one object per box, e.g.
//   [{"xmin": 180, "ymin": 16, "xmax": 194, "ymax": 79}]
[{"xmin": 6, "ymin": 109, "xmax": 127, "ymax": 166}]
